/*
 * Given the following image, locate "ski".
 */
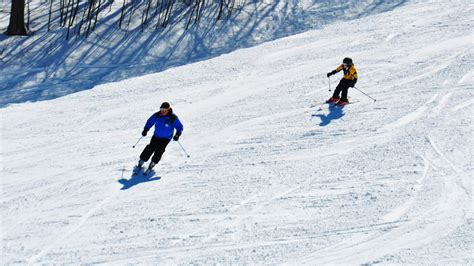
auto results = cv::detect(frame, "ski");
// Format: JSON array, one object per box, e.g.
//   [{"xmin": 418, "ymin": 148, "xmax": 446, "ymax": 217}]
[
  {"xmin": 333, "ymin": 100, "xmax": 360, "ymax": 107},
  {"xmin": 311, "ymin": 99, "xmax": 360, "ymax": 111},
  {"xmin": 310, "ymin": 102, "xmax": 326, "ymax": 108}
]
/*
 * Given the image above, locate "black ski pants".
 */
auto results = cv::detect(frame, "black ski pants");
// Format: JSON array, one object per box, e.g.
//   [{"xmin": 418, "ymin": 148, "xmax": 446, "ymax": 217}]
[
  {"xmin": 140, "ymin": 136, "xmax": 171, "ymax": 164},
  {"xmin": 332, "ymin": 78, "xmax": 352, "ymax": 101}
]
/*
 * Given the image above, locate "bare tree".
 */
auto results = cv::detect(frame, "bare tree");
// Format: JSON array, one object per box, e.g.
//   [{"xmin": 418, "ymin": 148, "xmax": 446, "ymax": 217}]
[
  {"xmin": 227, "ymin": 0, "xmax": 236, "ymax": 19},
  {"xmin": 185, "ymin": 0, "xmax": 198, "ymax": 29},
  {"xmin": 155, "ymin": 0, "xmax": 164, "ymax": 29},
  {"xmin": 217, "ymin": 0, "xmax": 239, "ymax": 20},
  {"xmin": 119, "ymin": 0, "xmax": 128, "ymax": 29},
  {"xmin": 6, "ymin": 0, "xmax": 28, "ymax": 35},
  {"xmin": 8, "ymin": 0, "xmax": 245, "ymax": 38},
  {"xmin": 161, "ymin": 0, "xmax": 175, "ymax": 28},
  {"xmin": 141, "ymin": 0, "xmax": 153, "ymax": 31},
  {"xmin": 125, "ymin": 0, "xmax": 136, "ymax": 31},
  {"xmin": 59, "ymin": 0, "xmax": 66, "ymax": 26},
  {"xmin": 62, "ymin": 0, "xmax": 74, "ymax": 27},
  {"xmin": 26, "ymin": 0, "xmax": 31, "ymax": 31},
  {"xmin": 48, "ymin": 0, "xmax": 54, "ymax": 31},
  {"xmin": 85, "ymin": 0, "xmax": 97, "ymax": 37},
  {"xmin": 186, "ymin": 0, "xmax": 204, "ymax": 30},
  {"xmin": 217, "ymin": 0, "xmax": 224, "ymax": 20},
  {"xmin": 92, "ymin": 0, "xmax": 103, "ymax": 31},
  {"xmin": 66, "ymin": 0, "xmax": 80, "ymax": 40}
]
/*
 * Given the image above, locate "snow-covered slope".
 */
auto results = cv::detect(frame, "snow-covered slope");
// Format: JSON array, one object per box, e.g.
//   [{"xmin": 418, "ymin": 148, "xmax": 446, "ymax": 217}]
[
  {"xmin": 0, "ymin": 0, "xmax": 405, "ymax": 107},
  {"xmin": 1, "ymin": 0, "xmax": 473, "ymax": 264}
]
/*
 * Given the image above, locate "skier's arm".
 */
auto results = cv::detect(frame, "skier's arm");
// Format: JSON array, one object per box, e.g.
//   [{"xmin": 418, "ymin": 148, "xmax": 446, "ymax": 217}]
[
  {"xmin": 172, "ymin": 117, "xmax": 184, "ymax": 141},
  {"xmin": 327, "ymin": 65, "xmax": 342, "ymax": 77},
  {"xmin": 349, "ymin": 67, "xmax": 358, "ymax": 87},
  {"xmin": 173, "ymin": 117, "xmax": 184, "ymax": 135},
  {"xmin": 142, "ymin": 114, "xmax": 157, "ymax": 135},
  {"xmin": 350, "ymin": 78, "xmax": 357, "ymax": 87},
  {"xmin": 350, "ymin": 67, "xmax": 358, "ymax": 78}
]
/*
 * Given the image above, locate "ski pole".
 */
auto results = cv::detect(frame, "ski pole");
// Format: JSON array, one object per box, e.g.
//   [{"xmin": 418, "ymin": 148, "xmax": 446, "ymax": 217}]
[
  {"xmin": 353, "ymin": 86, "xmax": 377, "ymax": 102},
  {"xmin": 328, "ymin": 77, "xmax": 331, "ymax": 92},
  {"xmin": 132, "ymin": 136, "xmax": 144, "ymax": 148},
  {"xmin": 177, "ymin": 140, "xmax": 190, "ymax": 158}
]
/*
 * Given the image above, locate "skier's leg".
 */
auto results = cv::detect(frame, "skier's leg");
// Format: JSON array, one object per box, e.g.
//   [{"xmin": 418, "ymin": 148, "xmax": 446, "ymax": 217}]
[
  {"xmin": 332, "ymin": 79, "xmax": 344, "ymax": 99},
  {"xmin": 340, "ymin": 79, "xmax": 351, "ymax": 102},
  {"xmin": 150, "ymin": 138, "xmax": 171, "ymax": 168},
  {"xmin": 341, "ymin": 87, "xmax": 349, "ymax": 102},
  {"xmin": 140, "ymin": 137, "xmax": 159, "ymax": 162}
]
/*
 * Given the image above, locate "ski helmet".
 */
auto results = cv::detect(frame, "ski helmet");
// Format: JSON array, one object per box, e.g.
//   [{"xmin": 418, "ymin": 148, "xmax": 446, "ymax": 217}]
[
  {"xmin": 160, "ymin": 102, "xmax": 170, "ymax": 109},
  {"xmin": 343, "ymin": 57, "xmax": 353, "ymax": 65}
]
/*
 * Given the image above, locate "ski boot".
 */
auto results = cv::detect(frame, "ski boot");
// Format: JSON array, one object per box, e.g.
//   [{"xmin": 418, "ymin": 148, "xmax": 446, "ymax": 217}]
[
  {"xmin": 336, "ymin": 99, "xmax": 349, "ymax": 106},
  {"xmin": 133, "ymin": 160, "xmax": 145, "ymax": 176},
  {"xmin": 326, "ymin": 97, "xmax": 340, "ymax": 104},
  {"xmin": 145, "ymin": 162, "xmax": 156, "ymax": 175}
]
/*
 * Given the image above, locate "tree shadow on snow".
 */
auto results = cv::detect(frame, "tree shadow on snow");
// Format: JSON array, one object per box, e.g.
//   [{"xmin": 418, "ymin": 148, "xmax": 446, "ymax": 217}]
[
  {"xmin": 313, "ymin": 104, "xmax": 344, "ymax": 126},
  {"xmin": 118, "ymin": 171, "xmax": 161, "ymax": 190},
  {"xmin": 0, "ymin": 0, "xmax": 407, "ymax": 107}
]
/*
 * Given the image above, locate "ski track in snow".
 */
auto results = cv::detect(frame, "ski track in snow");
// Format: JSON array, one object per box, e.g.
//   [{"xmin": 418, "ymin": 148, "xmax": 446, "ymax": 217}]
[
  {"xmin": 28, "ymin": 188, "xmax": 121, "ymax": 263},
  {"xmin": 1, "ymin": 0, "xmax": 473, "ymax": 264},
  {"xmin": 298, "ymin": 131, "xmax": 471, "ymax": 265}
]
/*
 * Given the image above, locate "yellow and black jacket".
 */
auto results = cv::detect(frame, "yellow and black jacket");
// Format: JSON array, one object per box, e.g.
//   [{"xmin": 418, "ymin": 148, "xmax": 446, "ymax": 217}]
[{"xmin": 335, "ymin": 64, "xmax": 358, "ymax": 81}]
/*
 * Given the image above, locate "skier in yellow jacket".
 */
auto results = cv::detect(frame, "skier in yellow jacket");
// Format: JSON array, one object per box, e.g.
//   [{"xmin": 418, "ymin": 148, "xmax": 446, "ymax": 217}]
[{"xmin": 326, "ymin": 57, "xmax": 358, "ymax": 106}]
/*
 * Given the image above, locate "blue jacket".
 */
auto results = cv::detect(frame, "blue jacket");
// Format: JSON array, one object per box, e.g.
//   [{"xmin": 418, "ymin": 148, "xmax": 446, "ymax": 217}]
[{"xmin": 144, "ymin": 109, "xmax": 183, "ymax": 140}]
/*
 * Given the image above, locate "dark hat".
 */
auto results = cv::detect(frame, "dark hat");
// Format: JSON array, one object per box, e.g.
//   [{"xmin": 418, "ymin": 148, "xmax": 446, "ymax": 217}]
[
  {"xmin": 343, "ymin": 57, "xmax": 353, "ymax": 65},
  {"xmin": 160, "ymin": 102, "xmax": 170, "ymax": 109}
]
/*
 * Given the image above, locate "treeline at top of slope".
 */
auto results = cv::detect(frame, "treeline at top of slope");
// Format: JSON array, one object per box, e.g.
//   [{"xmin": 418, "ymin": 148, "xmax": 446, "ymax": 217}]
[{"xmin": 0, "ymin": 0, "xmax": 407, "ymax": 107}]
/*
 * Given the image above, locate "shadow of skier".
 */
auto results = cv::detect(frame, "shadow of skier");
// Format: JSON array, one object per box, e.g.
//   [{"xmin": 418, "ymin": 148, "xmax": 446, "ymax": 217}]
[
  {"xmin": 312, "ymin": 104, "xmax": 345, "ymax": 126},
  {"xmin": 118, "ymin": 171, "xmax": 161, "ymax": 190}
]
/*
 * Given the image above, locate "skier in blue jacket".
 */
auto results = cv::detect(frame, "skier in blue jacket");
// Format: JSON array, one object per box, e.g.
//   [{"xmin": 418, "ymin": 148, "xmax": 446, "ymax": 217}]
[{"xmin": 138, "ymin": 102, "xmax": 184, "ymax": 172}]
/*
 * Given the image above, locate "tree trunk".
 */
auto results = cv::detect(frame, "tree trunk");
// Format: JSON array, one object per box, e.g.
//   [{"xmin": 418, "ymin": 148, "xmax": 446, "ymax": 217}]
[
  {"xmin": 217, "ymin": 0, "xmax": 224, "ymax": 20},
  {"xmin": 6, "ymin": 0, "xmax": 28, "ymax": 35}
]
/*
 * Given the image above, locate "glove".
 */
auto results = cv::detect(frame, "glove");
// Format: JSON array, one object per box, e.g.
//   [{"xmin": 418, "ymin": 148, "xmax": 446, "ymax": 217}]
[
  {"xmin": 350, "ymin": 78, "xmax": 357, "ymax": 88},
  {"xmin": 173, "ymin": 133, "xmax": 181, "ymax": 141},
  {"xmin": 141, "ymin": 129, "xmax": 148, "ymax": 136},
  {"xmin": 327, "ymin": 70, "xmax": 337, "ymax": 78}
]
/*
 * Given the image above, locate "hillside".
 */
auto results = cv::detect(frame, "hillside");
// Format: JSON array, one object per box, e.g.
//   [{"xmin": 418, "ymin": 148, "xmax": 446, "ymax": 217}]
[
  {"xmin": 1, "ymin": 0, "xmax": 473, "ymax": 264},
  {"xmin": 0, "ymin": 0, "xmax": 405, "ymax": 107}
]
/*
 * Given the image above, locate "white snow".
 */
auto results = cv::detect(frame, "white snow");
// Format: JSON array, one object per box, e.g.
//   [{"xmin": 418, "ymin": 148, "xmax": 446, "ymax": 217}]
[{"xmin": 1, "ymin": 0, "xmax": 473, "ymax": 264}]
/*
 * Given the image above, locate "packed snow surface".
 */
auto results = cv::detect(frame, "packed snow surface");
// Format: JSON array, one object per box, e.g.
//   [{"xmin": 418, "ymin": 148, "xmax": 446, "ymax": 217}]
[{"xmin": 1, "ymin": 0, "xmax": 473, "ymax": 264}]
